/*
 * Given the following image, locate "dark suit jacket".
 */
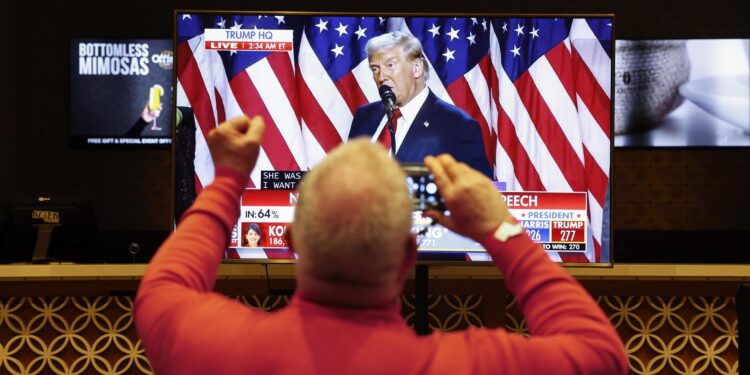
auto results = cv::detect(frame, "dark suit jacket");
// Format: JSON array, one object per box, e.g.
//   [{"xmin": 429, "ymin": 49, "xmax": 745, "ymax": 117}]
[{"xmin": 349, "ymin": 91, "xmax": 493, "ymax": 178}]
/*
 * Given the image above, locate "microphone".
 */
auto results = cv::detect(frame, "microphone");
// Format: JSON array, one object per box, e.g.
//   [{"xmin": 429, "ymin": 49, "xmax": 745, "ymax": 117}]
[
  {"xmin": 378, "ymin": 85, "xmax": 398, "ymax": 157},
  {"xmin": 378, "ymin": 85, "xmax": 397, "ymax": 113}
]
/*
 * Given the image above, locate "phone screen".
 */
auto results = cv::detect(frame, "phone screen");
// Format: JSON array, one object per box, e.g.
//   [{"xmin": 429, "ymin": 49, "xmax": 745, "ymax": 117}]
[{"xmin": 401, "ymin": 164, "xmax": 445, "ymax": 212}]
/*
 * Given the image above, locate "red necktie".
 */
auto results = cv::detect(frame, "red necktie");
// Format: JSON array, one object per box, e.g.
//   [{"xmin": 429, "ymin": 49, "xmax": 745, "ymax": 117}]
[{"xmin": 378, "ymin": 108, "xmax": 401, "ymax": 151}]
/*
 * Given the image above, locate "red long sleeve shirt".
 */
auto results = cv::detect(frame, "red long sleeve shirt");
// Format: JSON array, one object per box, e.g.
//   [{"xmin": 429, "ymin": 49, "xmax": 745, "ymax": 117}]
[{"xmin": 135, "ymin": 168, "xmax": 628, "ymax": 375}]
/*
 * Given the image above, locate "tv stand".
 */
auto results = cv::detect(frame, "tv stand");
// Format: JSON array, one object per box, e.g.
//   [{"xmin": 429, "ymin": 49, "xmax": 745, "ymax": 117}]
[{"xmin": 415, "ymin": 264, "xmax": 430, "ymax": 335}]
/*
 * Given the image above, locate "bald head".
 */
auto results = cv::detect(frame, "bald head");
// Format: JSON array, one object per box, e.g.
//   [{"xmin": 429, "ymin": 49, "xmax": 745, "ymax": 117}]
[{"xmin": 292, "ymin": 139, "xmax": 413, "ymax": 286}]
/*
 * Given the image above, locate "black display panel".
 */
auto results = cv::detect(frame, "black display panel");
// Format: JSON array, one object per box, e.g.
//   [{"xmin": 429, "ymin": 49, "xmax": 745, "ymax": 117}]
[
  {"xmin": 70, "ymin": 38, "xmax": 174, "ymax": 147},
  {"xmin": 615, "ymin": 39, "xmax": 750, "ymax": 147}
]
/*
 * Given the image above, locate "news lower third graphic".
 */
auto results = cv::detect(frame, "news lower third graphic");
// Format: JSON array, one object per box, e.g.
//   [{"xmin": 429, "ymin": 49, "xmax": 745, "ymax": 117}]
[
  {"xmin": 233, "ymin": 183, "xmax": 588, "ymax": 254},
  {"xmin": 507, "ymin": 192, "xmax": 588, "ymax": 252},
  {"xmin": 204, "ymin": 28, "xmax": 294, "ymax": 52},
  {"xmin": 235, "ymin": 189, "xmax": 297, "ymax": 249}
]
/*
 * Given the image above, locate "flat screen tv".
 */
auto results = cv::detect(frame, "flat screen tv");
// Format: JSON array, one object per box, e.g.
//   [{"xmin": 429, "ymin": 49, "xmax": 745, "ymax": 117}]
[
  {"xmin": 174, "ymin": 11, "xmax": 614, "ymax": 265},
  {"xmin": 70, "ymin": 38, "xmax": 174, "ymax": 147},
  {"xmin": 614, "ymin": 38, "xmax": 750, "ymax": 148}
]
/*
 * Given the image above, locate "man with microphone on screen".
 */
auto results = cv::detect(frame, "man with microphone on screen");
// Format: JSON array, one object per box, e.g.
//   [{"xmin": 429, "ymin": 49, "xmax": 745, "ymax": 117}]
[
  {"xmin": 349, "ymin": 31, "xmax": 493, "ymax": 178},
  {"xmin": 135, "ymin": 115, "xmax": 627, "ymax": 375}
]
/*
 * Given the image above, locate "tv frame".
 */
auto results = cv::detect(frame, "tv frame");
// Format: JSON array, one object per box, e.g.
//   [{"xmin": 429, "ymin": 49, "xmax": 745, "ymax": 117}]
[{"xmin": 172, "ymin": 10, "xmax": 616, "ymax": 267}]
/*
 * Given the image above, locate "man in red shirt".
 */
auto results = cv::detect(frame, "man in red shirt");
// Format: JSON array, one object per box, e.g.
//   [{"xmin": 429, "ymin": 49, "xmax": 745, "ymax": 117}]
[{"xmin": 135, "ymin": 115, "xmax": 628, "ymax": 374}]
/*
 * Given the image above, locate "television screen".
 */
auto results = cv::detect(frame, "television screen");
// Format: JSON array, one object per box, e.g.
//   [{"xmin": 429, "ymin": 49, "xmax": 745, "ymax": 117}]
[
  {"xmin": 70, "ymin": 38, "xmax": 174, "ymax": 147},
  {"xmin": 174, "ymin": 12, "xmax": 614, "ymax": 265},
  {"xmin": 615, "ymin": 39, "xmax": 750, "ymax": 147}
]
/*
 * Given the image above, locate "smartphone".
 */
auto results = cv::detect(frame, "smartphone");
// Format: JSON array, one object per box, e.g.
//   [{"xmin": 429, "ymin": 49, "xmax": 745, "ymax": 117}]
[{"xmin": 401, "ymin": 163, "xmax": 446, "ymax": 212}]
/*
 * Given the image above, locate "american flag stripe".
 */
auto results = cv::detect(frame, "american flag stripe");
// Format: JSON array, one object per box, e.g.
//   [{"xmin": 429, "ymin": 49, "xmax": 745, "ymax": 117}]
[
  {"xmin": 459, "ymin": 57, "xmax": 496, "ymax": 166},
  {"xmin": 266, "ymin": 52, "xmax": 300, "ymax": 125},
  {"xmin": 551, "ymin": 39, "xmax": 609, "ymax": 263},
  {"xmin": 570, "ymin": 20, "xmax": 611, "ymax": 99},
  {"xmin": 547, "ymin": 40, "xmax": 610, "ymax": 142},
  {"xmin": 425, "ymin": 75, "xmax": 454, "ymax": 106},
  {"xmin": 230, "ymin": 72, "xmax": 301, "ymax": 170},
  {"xmin": 548, "ymin": 44, "xmax": 609, "ymax": 181},
  {"xmin": 193, "ymin": 127, "xmax": 214, "ymax": 191},
  {"xmin": 485, "ymin": 18, "xmax": 611, "ymax": 263},
  {"xmin": 335, "ymin": 73, "xmax": 369, "ymax": 115},
  {"xmin": 205, "ymin": 54, "xmax": 277, "ymax": 187},
  {"xmin": 495, "ymin": 105, "xmax": 545, "ymax": 191},
  {"xmin": 591, "ymin": 237, "xmax": 602, "ymax": 264},
  {"xmin": 206, "ymin": 51, "xmax": 232, "ymax": 128},
  {"xmin": 194, "ymin": 175, "xmax": 204, "ymax": 196},
  {"xmin": 175, "ymin": 74, "xmax": 191, "ymax": 108},
  {"xmin": 297, "ymin": 77, "xmax": 344, "ymax": 151},
  {"xmin": 529, "ymin": 55, "xmax": 586, "ymax": 164},
  {"xmin": 476, "ymin": 57, "xmax": 499, "ymax": 159},
  {"xmin": 177, "ymin": 41, "xmax": 217, "ymax": 141},
  {"xmin": 492, "ymin": 136, "xmax": 522, "ymax": 188},
  {"xmin": 496, "ymin": 66, "xmax": 572, "ymax": 192},
  {"xmin": 351, "ymin": 60, "xmax": 381, "ymax": 103},
  {"xmin": 177, "ymin": 39, "xmax": 221, "ymax": 191},
  {"xmin": 445, "ymin": 78, "xmax": 494, "ymax": 167},
  {"xmin": 530, "ymin": 53, "xmax": 611, "ymax": 210},
  {"xmin": 544, "ymin": 43, "xmax": 577, "ymax": 103},
  {"xmin": 547, "ymin": 252, "xmax": 563, "ymax": 263},
  {"xmin": 578, "ymin": 100, "xmax": 611, "ymax": 178},
  {"xmin": 571, "ymin": 49, "xmax": 611, "ymax": 137},
  {"xmin": 214, "ymin": 88, "xmax": 227, "ymax": 124},
  {"xmin": 188, "ymin": 38, "xmax": 229, "ymax": 140},
  {"xmin": 488, "ymin": 27, "xmax": 542, "ymax": 191},
  {"xmin": 583, "ymin": 195, "xmax": 604, "ymax": 262},
  {"xmin": 298, "ymin": 33, "xmax": 355, "ymax": 142},
  {"xmin": 184, "ymin": 37, "xmax": 266, "ymax": 191},
  {"xmin": 584, "ymin": 151, "xmax": 608, "ymax": 208},
  {"xmin": 569, "ymin": 36, "xmax": 612, "ymax": 240},
  {"xmin": 515, "ymin": 72, "xmax": 587, "ymax": 192},
  {"xmin": 249, "ymin": 146, "xmax": 275, "ymax": 188},
  {"xmin": 186, "ymin": 49, "xmax": 290, "ymax": 187},
  {"xmin": 580, "ymin": 107, "xmax": 610, "ymax": 208},
  {"xmin": 571, "ymin": 50, "xmax": 611, "ymax": 218},
  {"xmin": 245, "ymin": 58, "xmax": 306, "ymax": 168},
  {"xmin": 494, "ymin": 90, "xmax": 555, "ymax": 190},
  {"xmin": 301, "ymin": 119, "xmax": 328, "ymax": 168}
]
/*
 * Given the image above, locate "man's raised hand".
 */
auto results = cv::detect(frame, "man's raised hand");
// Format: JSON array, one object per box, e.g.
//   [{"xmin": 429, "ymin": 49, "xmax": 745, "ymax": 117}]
[
  {"xmin": 424, "ymin": 154, "xmax": 511, "ymax": 243},
  {"xmin": 207, "ymin": 115, "xmax": 266, "ymax": 176}
]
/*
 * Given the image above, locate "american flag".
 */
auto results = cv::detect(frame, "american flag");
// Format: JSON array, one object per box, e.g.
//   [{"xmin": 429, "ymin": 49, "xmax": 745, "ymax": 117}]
[
  {"xmin": 295, "ymin": 16, "xmax": 387, "ymax": 166},
  {"xmin": 176, "ymin": 14, "xmax": 307, "ymax": 191},
  {"xmin": 176, "ymin": 13, "xmax": 612, "ymax": 263},
  {"xmin": 487, "ymin": 17, "xmax": 612, "ymax": 263}
]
